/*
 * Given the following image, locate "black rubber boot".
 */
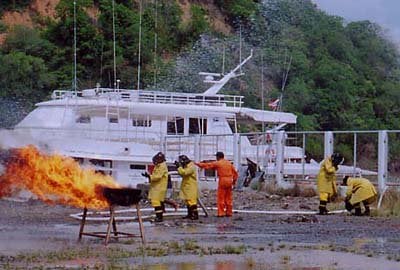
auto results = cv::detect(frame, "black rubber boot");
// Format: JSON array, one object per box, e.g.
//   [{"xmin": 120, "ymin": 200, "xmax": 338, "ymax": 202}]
[
  {"xmin": 363, "ymin": 205, "xmax": 371, "ymax": 216},
  {"xmin": 318, "ymin": 200, "xmax": 328, "ymax": 215},
  {"xmin": 161, "ymin": 202, "xmax": 166, "ymax": 213},
  {"xmin": 182, "ymin": 205, "xmax": 191, "ymax": 219},
  {"xmin": 345, "ymin": 200, "xmax": 353, "ymax": 212},
  {"xmin": 190, "ymin": 205, "xmax": 199, "ymax": 220},
  {"xmin": 154, "ymin": 206, "xmax": 163, "ymax": 222},
  {"xmin": 354, "ymin": 207, "xmax": 362, "ymax": 216}
]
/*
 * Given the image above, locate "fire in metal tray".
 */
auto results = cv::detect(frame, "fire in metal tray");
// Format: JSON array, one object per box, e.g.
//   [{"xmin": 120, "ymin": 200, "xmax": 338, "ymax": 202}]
[{"xmin": 0, "ymin": 145, "xmax": 120, "ymax": 209}]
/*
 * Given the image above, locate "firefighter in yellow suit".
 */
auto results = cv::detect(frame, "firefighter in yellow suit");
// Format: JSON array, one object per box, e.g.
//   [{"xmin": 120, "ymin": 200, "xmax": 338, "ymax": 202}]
[
  {"xmin": 317, "ymin": 153, "xmax": 343, "ymax": 215},
  {"xmin": 343, "ymin": 176, "xmax": 377, "ymax": 216},
  {"xmin": 142, "ymin": 152, "xmax": 168, "ymax": 222},
  {"xmin": 175, "ymin": 155, "xmax": 198, "ymax": 220}
]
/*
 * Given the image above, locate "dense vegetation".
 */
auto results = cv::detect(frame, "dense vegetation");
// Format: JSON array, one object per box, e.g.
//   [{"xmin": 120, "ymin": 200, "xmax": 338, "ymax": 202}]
[
  {"xmin": 0, "ymin": 0, "xmax": 399, "ymax": 136},
  {"xmin": 0, "ymin": 1, "xmax": 31, "ymax": 12}
]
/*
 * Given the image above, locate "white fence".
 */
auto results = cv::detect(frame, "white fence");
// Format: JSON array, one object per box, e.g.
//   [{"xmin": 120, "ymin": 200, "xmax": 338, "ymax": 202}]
[{"xmin": 164, "ymin": 130, "xmax": 400, "ymax": 193}]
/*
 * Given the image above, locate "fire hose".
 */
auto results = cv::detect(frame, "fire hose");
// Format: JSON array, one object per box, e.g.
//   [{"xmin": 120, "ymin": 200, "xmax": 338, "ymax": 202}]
[{"xmin": 70, "ymin": 208, "xmax": 347, "ymax": 222}]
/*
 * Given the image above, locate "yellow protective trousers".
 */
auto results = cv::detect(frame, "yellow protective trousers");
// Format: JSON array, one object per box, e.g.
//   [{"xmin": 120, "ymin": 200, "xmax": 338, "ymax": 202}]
[
  {"xmin": 319, "ymin": 192, "xmax": 329, "ymax": 202},
  {"xmin": 185, "ymin": 199, "xmax": 197, "ymax": 207}
]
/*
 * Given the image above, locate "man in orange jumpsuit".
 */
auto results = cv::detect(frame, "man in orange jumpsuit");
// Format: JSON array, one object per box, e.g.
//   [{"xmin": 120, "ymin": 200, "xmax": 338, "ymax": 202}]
[{"xmin": 196, "ymin": 152, "xmax": 238, "ymax": 217}]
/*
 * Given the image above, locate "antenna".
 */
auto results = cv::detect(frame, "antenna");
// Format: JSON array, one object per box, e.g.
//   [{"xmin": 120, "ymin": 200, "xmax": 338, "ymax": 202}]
[
  {"xmin": 279, "ymin": 52, "xmax": 292, "ymax": 111},
  {"xmin": 239, "ymin": 24, "xmax": 242, "ymax": 74},
  {"xmin": 137, "ymin": 0, "xmax": 143, "ymax": 90},
  {"xmin": 73, "ymin": 1, "xmax": 77, "ymax": 94},
  {"xmin": 112, "ymin": 0, "xmax": 117, "ymax": 90},
  {"xmin": 222, "ymin": 43, "xmax": 225, "ymax": 75}
]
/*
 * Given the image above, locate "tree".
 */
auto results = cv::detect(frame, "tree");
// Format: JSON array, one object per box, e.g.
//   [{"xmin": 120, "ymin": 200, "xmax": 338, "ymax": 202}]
[
  {"xmin": 45, "ymin": 0, "xmax": 103, "ymax": 87},
  {"xmin": 0, "ymin": 52, "xmax": 53, "ymax": 100},
  {"xmin": 2, "ymin": 25, "xmax": 56, "ymax": 61}
]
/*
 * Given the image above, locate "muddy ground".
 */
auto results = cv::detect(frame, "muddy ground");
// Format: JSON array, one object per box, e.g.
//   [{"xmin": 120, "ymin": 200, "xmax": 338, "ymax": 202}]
[{"xmin": 1, "ymin": 189, "xmax": 400, "ymax": 269}]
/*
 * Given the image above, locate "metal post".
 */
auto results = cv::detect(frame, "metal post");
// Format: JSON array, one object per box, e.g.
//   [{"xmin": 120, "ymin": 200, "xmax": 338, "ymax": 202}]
[
  {"xmin": 353, "ymin": 133, "xmax": 357, "ymax": 176},
  {"xmin": 233, "ymin": 133, "xmax": 241, "ymax": 169},
  {"xmin": 324, "ymin": 131, "xmax": 334, "ymax": 158},
  {"xmin": 178, "ymin": 137, "xmax": 182, "ymax": 156},
  {"xmin": 256, "ymin": 137, "xmax": 259, "ymax": 165},
  {"xmin": 161, "ymin": 135, "xmax": 166, "ymax": 153},
  {"xmin": 302, "ymin": 133, "xmax": 306, "ymax": 180},
  {"xmin": 275, "ymin": 131, "xmax": 285, "ymax": 187},
  {"xmin": 216, "ymin": 135, "xmax": 219, "ymax": 154},
  {"xmin": 378, "ymin": 130, "xmax": 388, "ymax": 193},
  {"xmin": 194, "ymin": 135, "xmax": 200, "ymax": 162}
]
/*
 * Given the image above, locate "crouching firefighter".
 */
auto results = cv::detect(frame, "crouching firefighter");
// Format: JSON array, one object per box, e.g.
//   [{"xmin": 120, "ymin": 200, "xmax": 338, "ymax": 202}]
[
  {"xmin": 142, "ymin": 152, "xmax": 168, "ymax": 222},
  {"xmin": 317, "ymin": 152, "xmax": 343, "ymax": 215},
  {"xmin": 175, "ymin": 155, "xmax": 198, "ymax": 220},
  {"xmin": 342, "ymin": 176, "xmax": 377, "ymax": 216}
]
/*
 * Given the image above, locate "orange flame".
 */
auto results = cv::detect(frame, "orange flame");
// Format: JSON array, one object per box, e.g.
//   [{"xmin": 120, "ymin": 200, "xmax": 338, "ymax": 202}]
[{"xmin": 0, "ymin": 145, "xmax": 120, "ymax": 209}]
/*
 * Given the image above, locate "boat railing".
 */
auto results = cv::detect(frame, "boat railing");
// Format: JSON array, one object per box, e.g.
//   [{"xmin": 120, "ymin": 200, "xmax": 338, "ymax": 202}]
[{"xmin": 51, "ymin": 88, "xmax": 244, "ymax": 108}]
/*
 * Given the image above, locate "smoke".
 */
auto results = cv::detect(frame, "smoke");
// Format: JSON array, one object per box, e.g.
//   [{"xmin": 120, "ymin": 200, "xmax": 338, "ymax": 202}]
[
  {"xmin": 0, "ymin": 129, "xmax": 39, "ymax": 150},
  {"xmin": 151, "ymin": 34, "xmax": 254, "ymax": 95}
]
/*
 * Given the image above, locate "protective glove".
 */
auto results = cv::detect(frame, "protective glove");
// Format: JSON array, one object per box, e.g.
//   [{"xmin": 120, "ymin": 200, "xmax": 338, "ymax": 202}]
[
  {"xmin": 141, "ymin": 172, "xmax": 150, "ymax": 179},
  {"xmin": 333, "ymin": 164, "xmax": 338, "ymax": 170},
  {"xmin": 174, "ymin": 160, "xmax": 180, "ymax": 169}
]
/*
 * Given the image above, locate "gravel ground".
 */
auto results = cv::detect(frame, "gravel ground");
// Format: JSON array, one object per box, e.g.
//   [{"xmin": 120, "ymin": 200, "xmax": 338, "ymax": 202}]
[{"xmin": 1, "ymin": 189, "xmax": 400, "ymax": 269}]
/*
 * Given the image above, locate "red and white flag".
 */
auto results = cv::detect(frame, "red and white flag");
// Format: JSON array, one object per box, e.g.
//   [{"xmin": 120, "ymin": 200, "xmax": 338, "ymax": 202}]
[{"xmin": 268, "ymin": 98, "xmax": 279, "ymax": 111}]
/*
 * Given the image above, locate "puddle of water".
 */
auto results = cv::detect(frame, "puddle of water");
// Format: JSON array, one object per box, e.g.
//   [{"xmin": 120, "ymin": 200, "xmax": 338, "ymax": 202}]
[
  {"xmin": 141, "ymin": 261, "xmax": 258, "ymax": 270},
  {"xmin": 141, "ymin": 262, "xmax": 324, "ymax": 270}
]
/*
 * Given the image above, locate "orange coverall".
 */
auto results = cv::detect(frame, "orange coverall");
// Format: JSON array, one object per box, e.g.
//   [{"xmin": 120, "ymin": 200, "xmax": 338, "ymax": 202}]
[{"xmin": 197, "ymin": 159, "xmax": 238, "ymax": 216}]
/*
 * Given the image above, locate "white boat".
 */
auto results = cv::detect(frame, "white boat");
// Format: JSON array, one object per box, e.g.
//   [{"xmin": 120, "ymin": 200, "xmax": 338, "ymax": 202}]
[{"xmin": 3, "ymin": 49, "xmax": 375, "ymax": 188}]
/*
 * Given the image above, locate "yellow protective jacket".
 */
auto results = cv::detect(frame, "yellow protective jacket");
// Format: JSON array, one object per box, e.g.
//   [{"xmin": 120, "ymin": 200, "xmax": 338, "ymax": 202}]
[
  {"xmin": 346, "ymin": 177, "xmax": 377, "ymax": 205},
  {"xmin": 178, "ymin": 162, "xmax": 198, "ymax": 202},
  {"xmin": 317, "ymin": 157, "xmax": 337, "ymax": 196},
  {"xmin": 148, "ymin": 162, "xmax": 168, "ymax": 203}
]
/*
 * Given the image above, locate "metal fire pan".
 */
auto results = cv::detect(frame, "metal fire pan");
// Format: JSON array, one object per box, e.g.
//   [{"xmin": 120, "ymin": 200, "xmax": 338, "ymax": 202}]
[{"xmin": 102, "ymin": 187, "xmax": 142, "ymax": 206}]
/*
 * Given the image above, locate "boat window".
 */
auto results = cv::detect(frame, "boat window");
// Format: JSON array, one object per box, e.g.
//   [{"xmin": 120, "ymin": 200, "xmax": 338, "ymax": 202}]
[
  {"xmin": 167, "ymin": 165, "xmax": 177, "ymax": 171},
  {"xmin": 89, "ymin": 159, "xmax": 112, "ymax": 175},
  {"xmin": 133, "ymin": 119, "xmax": 152, "ymax": 127},
  {"xmin": 109, "ymin": 117, "xmax": 118, "ymax": 123},
  {"xmin": 204, "ymin": 169, "xmax": 216, "ymax": 177},
  {"xmin": 227, "ymin": 119, "xmax": 237, "ymax": 133},
  {"xmin": 76, "ymin": 115, "xmax": 91, "ymax": 124},
  {"xmin": 167, "ymin": 117, "xmax": 184, "ymax": 135},
  {"xmin": 130, "ymin": 164, "xmax": 146, "ymax": 170},
  {"xmin": 189, "ymin": 118, "xmax": 207, "ymax": 134}
]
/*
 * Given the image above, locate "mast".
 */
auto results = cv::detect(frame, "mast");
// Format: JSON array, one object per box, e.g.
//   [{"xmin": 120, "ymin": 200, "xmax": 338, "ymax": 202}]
[
  {"xmin": 153, "ymin": 0, "xmax": 158, "ymax": 87},
  {"xmin": 239, "ymin": 24, "xmax": 242, "ymax": 74},
  {"xmin": 261, "ymin": 52, "xmax": 265, "ymax": 132},
  {"xmin": 222, "ymin": 43, "xmax": 225, "ymax": 75},
  {"xmin": 73, "ymin": 1, "xmax": 77, "ymax": 94},
  {"xmin": 137, "ymin": 0, "xmax": 143, "ymax": 90},
  {"xmin": 112, "ymin": 0, "xmax": 117, "ymax": 90}
]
